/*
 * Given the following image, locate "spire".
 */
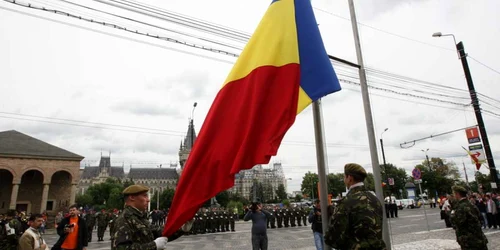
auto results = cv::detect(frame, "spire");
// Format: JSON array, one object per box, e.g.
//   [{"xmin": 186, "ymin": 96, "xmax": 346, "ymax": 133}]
[
  {"xmin": 180, "ymin": 140, "xmax": 183, "ymax": 150},
  {"xmin": 183, "ymin": 118, "xmax": 197, "ymax": 150}
]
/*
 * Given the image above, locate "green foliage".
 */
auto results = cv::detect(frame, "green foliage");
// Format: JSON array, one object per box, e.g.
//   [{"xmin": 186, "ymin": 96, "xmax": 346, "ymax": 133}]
[
  {"xmin": 227, "ymin": 201, "xmax": 244, "ymax": 216},
  {"xmin": 75, "ymin": 193, "xmax": 93, "ymax": 207},
  {"xmin": 381, "ymin": 163, "xmax": 408, "ymax": 199},
  {"xmin": 122, "ymin": 178, "xmax": 135, "ymax": 189},
  {"xmin": 249, "ymin": 181, "xmax": 265, "ymax": 202},
  {"xmin": 364, "ymin": 173, "xmax": 375, "ymax": 191},
  {"xmin": 294, "ymin": 194, "xmax": 302, "ymax": 202},
  {"xmin": 470, "ymin": 172, "xmax": 492, "ymax": 193},
  {"xmin": 282, "ymin": 199, "xmax": 290, "ymax": 207},
  {"xmin": 414, "ymin": 157, "xmax": 460, "ymax": 197},
  {"xmin": 327, "ymin": 173, "xmax": 345, "ymax": 197},
  {"xmin": 150, "ymin": 188, "xmax": 175, "ymax": 210},
  {"xmin": 85, "ymin": 178, "xmax": 125, "ymax": 209},
  {"xmin": 276, "ymin": 183, "xmax": 287, "ymax": 201},
  {"xmin": 301, "ymin": 172, "xmax": 318, "ymax": 199},
  {"xmin": 229, "ymin": 192, "xmax": 249, "ymax": 205},
  {"xmin": 216, "ymin": 191, "xmax": 230, "ymax": 208}
]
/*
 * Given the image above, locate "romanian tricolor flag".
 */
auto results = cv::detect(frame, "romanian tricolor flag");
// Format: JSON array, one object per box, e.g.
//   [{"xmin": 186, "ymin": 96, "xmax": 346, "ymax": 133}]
[
  {"xmin": 163, "ymin": 0, "xmax": 341, "ymax": 236},
  {"xmin": 462, "ymin": 146, "xmax": 484, "ymax": 170}
]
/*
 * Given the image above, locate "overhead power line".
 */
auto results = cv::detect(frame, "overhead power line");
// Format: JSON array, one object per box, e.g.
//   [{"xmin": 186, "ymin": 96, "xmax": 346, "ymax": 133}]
[{"xmin": 4, "ymin": 0, "xmax": 500, "ymax": 113}]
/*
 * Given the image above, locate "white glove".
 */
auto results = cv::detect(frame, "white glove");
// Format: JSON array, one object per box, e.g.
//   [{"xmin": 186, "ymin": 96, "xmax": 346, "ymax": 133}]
[{"xmin": 154, "ymin": 237, "xmax": 168, "ymax": 250}]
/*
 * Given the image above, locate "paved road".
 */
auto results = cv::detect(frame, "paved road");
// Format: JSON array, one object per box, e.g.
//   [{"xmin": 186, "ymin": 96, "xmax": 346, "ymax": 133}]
[{"xmin": 43, "ymin": 207, "xmax": 500, "ymax": 249}]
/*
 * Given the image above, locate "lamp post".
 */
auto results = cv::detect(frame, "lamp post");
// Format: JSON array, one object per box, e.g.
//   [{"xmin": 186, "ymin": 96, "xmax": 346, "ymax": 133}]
[
  {"xmin": 380, "ymin": 128, "xmax": 391, "ymax": 201},
  {"xmin": 432, "ymin": 32, "xmax": 499, "ymax": 188},
  {"xmin": 421, "ymin": 149, "xmax": 432, "ymax": 172},
  {"xmin": 190, "ymin": 102, "xmax": 197, "ymax": 149}
]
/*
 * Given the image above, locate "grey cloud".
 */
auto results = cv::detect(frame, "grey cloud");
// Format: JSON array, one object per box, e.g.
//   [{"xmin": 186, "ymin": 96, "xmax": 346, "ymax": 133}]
[
  {"xmin": 357, "ymin": 0, "xmax": 432, "ymax": 20},
  {"xmin": 147, "ymin": 70, "xmax": 211, "ymax": 100},
  {"xmin": 111, "ymin": 100, "xmax": 182, "ymax": 118}
]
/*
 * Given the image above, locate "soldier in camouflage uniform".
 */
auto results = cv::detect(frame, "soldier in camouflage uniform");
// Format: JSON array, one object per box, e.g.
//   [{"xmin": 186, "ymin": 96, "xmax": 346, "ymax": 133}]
[
  {"xmin": 301, "ymin": 207, "xmax": 307, "ymax": 226},
  {"xmin": 112, "ymin": 185, "xmax": 193, "ymax": 250},
  {"xmin": 86, "ymin": 210, "xmax": 96, "ymax": 242},
  {"xmin": 325, "ymin": 163, "xmax": 386, "ymax": 250},
  {"xmin": 96, "ymin": 209, "xmax": 109, "ymax": 241},
  {"xmin": 109, "ymin": 209, "xmax": 119, "ymax": 241},
  {"xmin": 450, "ymin": 185, "xmax": 488, "ymax": 250},
  {"xmin": 0, "ymin": 210, "xmax": 22, "ymax": 250}
]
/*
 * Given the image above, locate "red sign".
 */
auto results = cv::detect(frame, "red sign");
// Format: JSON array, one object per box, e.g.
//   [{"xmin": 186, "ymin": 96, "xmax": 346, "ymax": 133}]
[{"xmin": 465, "ymin": 127, "xmax": 481, "ymax": 143}]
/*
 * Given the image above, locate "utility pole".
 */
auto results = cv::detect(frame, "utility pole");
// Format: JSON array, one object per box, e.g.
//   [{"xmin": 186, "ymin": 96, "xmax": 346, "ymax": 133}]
[
  {"xmin": 348, "ymin": 1, "xmax": 391, "ymax": 248},
  {"xmin": 462, "ymin": 160, "xmax": 470, "ymax": 188},
  {"xmin": 380, "ymin": 128, "xmax": 391, "ymax": 202},
  {"xmin": 456, "ymin": 42, "xmax": 499, "ymax": 188}
]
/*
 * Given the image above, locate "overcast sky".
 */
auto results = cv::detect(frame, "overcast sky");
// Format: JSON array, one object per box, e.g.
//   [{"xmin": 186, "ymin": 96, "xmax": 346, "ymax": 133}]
[{"xmin": 1, "ymin": 0, "xmax": 500, "ymax": 192}]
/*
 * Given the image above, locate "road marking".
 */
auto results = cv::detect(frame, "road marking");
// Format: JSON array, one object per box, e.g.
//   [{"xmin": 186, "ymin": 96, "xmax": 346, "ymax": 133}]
[
  {"xmin": 484, "ymin": 230, "xmax": 500, "ymax": 235},
  {"xmin": 397, "ymin": 224, "xmax": 420, "ymax": 228},
  {"xmin": 413, "ymin": 228, "xmax": 452, "ymax": 234}
]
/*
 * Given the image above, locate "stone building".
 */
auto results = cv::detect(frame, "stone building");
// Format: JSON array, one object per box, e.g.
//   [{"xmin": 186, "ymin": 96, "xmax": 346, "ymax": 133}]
[
  {"xmin": 229, "ymin": 163, "xmax": 287, "ymax": 200},
  {"xmin": 0, "ymin": 130, "xmax": 83, "ymax": 215},
  {"xmin": 78, "ymin": 156, "xmax": 179, "ymax": 196}
]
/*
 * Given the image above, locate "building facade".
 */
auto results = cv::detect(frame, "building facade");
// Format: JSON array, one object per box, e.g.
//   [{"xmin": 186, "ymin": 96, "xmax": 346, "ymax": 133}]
[
  {"xmin": 78, "ymin": 156, "xmax": 179, "ymax": 196},
  {"xmin": 229, "ymin": 163, "xmax": 287, "ymax": 201},
  {"xmin": 0, "ymin": 130, "xmax": 83, "ymax": 215}
]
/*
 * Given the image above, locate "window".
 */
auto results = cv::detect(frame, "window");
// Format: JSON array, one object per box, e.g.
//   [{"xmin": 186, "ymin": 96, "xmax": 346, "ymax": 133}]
[{"xmin": 46, "ymin": 201, "xmax": 54, "ymax": 211}]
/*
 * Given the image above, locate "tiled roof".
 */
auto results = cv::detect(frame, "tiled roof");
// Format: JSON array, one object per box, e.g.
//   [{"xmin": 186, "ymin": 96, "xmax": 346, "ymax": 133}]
[
  {"xmin": 128, "ymin": 168, "xmax": 178, "ymax": 180},
  {"xmin": 80, "ymin": 166, "xmax": 125, "ymax": 179},
  {"xmin": 0, "ymin": 130, "xmax": 83, "ymax": 160}
]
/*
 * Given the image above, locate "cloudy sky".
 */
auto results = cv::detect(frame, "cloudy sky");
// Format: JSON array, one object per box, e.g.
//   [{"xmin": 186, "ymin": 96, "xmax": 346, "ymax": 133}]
[{"xmin": 1, "ymin": 0, "xmax": 500, "ymax": 192}]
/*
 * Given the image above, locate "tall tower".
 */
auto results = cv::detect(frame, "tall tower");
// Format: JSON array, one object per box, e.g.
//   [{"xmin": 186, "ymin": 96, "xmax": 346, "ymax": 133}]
[{"xmin": 179, "ymin": 118, "xmax": 197, "ymax": 171}]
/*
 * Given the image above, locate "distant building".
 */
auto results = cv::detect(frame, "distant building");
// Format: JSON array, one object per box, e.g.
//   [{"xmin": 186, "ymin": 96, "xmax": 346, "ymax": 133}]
[
  {"xmin": 78, "ymin": 155, "xmax": 178, "ymax": 196},
  {"xmin": 229, "ymin": 163, "xmax": 287, "ymax": 201},
  {"xmin": 0, "ymin": 130, "xmax": 83, "ymax": 215},
  {"xmin": 292, "ymin": 191, "xmax": 303, "ymax": 197}
]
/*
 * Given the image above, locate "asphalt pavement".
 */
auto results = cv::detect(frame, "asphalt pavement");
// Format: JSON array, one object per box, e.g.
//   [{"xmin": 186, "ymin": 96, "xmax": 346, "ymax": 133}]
[{"xmin": 42, "ymin": 207, "xmax": 500, "ymax": 249}]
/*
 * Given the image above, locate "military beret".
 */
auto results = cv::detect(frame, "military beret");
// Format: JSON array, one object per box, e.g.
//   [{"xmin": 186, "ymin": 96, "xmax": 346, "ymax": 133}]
[
  {"xmin": 344, "ymin": 163, "xmax": 367, "ymax": 178},
  {"xmin": 452, "ymin": 185, "xmax": 467, "ymax": 194},
  {"xmin": 122, "ymin": 185, "xmax": 149, "ymax": 195}
]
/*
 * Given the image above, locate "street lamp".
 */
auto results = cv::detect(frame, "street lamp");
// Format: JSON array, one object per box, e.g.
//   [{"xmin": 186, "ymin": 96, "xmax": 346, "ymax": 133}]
[
  {"xmin": 421, "ymin": 149, "xmax": 432, "ymax": 172},
  {"xmin": 432, "ymin": 32, "xmax": 499, "ymax": 188},
  {"xmin": 380, "ymin": 128, "xmax": 391, "ymax": 201}
]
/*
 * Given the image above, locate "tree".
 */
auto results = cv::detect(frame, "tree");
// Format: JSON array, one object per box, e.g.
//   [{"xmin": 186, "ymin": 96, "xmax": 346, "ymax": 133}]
[
  {"xmin": 381, "ymin": 163, "xmax": 408, "ymax": 199},
  {"xmin": 276, "ymin": 184, "xmax": 287, "ymax": 201},
  {"xmin": 249, "ymin": 181, "xmax": 265, "ymax": 202},
  {"xmin": 365, "ymin": 173, "xmax": 375, "ymax": 191},
  {"xmin": 301, "ymin": 172, "xmax": 319, "ymax": 199},
  {"xmin": 294, "ymin": 194, "xmax": 302, "ymax": 202},
  {"xmin": 122, "ymin": 178, "xmax": 135, "ymax": 189},
  {"xmin": 282, "ymin": 199, "xmax": 290, "ymax": 207},
  {"xmin": 85, "ymin": 178, "xmax": 125, "ymax": 208},
  {"xmin": 262, "ymin": 181, "xmax": 274, "ymax": 202},
  {"xmin": 327, "ymin": 173, "xmax": 345, "ymax": 197},
  {"xmin": 216, "ymin": 191, "xmax": 230, "ymax": 208},
  {"xmin": 76, "ymin": 193, "xmax": 93, "ymax": 207},
  {"xmin": 470, "ymin": 172, "xmax": 492, "ymax": 193},
  {"xmin": 415, "ymin": 157, "xmax": 460, "ymax": 197},
  {"xmin": 229, "ymin": 192, "xmax": 249, "ymax": 205},
  {"xmin": 227, "ymin": 201, "xmax": 244, "ymax": 217}
]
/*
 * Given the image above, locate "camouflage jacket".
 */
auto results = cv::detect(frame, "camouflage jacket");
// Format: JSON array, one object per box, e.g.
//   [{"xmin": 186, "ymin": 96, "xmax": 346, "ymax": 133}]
[
  {"xmin": 112, "ymin": 206, "xmax": 162, "ymax": 250},
  {"xmin": 325, "ymin": 185, "xmax": 386, "ymax": 250},
  {"xmin": 450, "ymin": 198, "xmax": 488, "ymax": 249}
]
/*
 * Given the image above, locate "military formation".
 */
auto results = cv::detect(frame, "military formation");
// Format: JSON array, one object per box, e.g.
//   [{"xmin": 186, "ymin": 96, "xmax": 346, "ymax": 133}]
[{"xmin": 0, "ymin": 165, "xmax": 493, "ymax": 249}]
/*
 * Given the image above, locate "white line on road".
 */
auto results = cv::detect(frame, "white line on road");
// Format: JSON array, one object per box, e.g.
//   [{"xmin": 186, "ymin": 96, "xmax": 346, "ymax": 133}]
[
  {"xmin": 397, "ymin": 224, "xmax": 420, "ymax": 228},
  {"xmin": 413, "ymin": 228, "xmax": 452, "ymax": 234},
  {"xmin": 484, "ymin": 230, "xmax": 500, "ymax": 235}
]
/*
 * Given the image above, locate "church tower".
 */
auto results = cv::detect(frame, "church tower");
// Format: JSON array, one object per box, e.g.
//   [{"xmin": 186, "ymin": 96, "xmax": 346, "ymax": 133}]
[{"xmin": 179, "ymin": 118, "xmax": 197, "ymax": 171}]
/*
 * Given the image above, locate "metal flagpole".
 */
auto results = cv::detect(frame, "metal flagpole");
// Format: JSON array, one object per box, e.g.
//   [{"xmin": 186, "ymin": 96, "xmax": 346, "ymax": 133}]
[
  {"xmin": 312, "ymin": 99, "xmax": 331, "ymax": 250},
  {"xmin": 348, "ymin": 0, "xmax": 391, "ymax": 249}
]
